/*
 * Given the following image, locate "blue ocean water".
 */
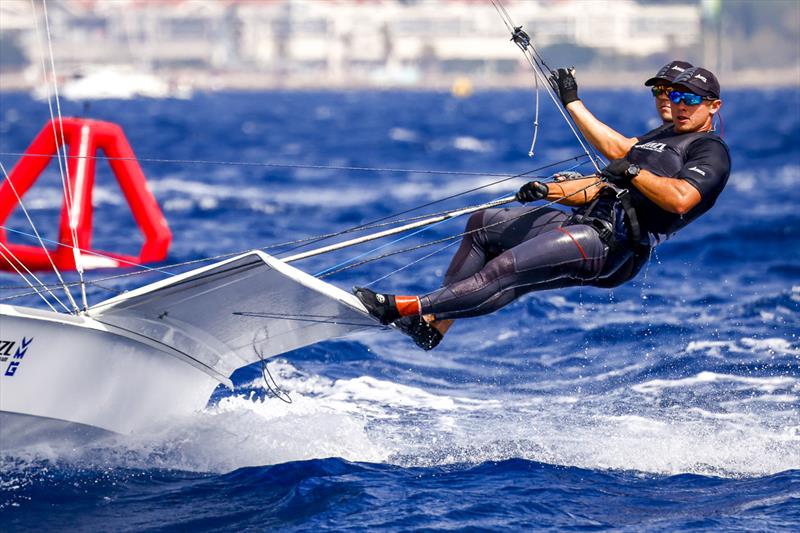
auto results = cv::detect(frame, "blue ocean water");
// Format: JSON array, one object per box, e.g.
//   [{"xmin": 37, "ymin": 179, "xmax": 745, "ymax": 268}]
[{"xmin": 0, "ymin": 87, "xmax": 798, "ymax": 531}]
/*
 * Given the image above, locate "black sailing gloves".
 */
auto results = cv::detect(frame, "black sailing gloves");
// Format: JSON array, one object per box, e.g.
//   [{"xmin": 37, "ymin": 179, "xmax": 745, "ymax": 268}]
[
  {"xmin": 601, "ymin": 159, "xmax": 640, "ymax": 186},
  {"xmin": 549, "ymin": 67, "xmax": 579, "ymax": 106},
  {"xmin": 516, "ymin": 181, "xmax": 549, "ymax": 203}
]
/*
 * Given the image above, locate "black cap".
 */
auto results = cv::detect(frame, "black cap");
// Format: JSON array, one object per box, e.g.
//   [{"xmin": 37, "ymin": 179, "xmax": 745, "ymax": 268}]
[
  {"xmin": 672, "ymin": 67, "xmax": 721, "ymax": 99},
  {"xmin": 644, "ymin": 60, "xmax": 694, "ymax": 86}
]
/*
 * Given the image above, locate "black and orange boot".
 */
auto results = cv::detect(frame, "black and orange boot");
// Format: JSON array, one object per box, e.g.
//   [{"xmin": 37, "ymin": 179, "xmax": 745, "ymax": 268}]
[
  {"xmin": 394, "ymin": 316, "xmax": 443, "ymax": 351},
  {"xmin": 353, "ymin": 287, "xmax": 401, "ymax": 325}
]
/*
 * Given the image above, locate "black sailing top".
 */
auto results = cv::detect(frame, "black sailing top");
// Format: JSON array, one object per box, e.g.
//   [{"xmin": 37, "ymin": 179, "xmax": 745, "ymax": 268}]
[{"xmin": 623, "ymin": 124, "xmax": 731, "ymax": 244}]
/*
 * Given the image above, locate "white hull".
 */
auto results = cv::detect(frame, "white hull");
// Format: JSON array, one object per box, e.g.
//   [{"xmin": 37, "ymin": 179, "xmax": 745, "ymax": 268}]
[
  {"xmin": 0, "ymin": 251, "xmax": 374, "ymax": 445},
  {"xmin": 0, "ymin": 306, "xmax": 222, "ymax": 438}
]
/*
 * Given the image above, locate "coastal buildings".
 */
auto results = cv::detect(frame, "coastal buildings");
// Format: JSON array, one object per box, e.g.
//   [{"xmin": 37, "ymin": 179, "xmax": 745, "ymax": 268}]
[
  {"xmin": 1, "ymin": 0, "xmax": 703, "ymax": 90},
  {"xmin": 6, "ymin": 0, "xmax": 798, "ymax": 91}
]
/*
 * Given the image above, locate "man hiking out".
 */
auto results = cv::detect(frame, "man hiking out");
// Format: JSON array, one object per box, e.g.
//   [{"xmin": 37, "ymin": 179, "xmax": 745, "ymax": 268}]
[{"xmin": 355, "ymin": 67, "xmax": 730, "ymax": 351}]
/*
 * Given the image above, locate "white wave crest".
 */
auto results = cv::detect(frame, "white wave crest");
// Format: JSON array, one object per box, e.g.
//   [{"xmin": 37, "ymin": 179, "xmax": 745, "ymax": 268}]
[{"xmin": 3, "ymin": 359, "xmax": 797, "ymax": 479}]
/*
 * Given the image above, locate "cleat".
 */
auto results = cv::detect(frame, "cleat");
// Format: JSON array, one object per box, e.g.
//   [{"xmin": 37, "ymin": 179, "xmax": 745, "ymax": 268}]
[
  {"xmin": 394, "ymin": 316, "xmax": 443, "ymax": 351},
  {"xmin": 353, "ymin": 287, "xmax": 401, "ymax": 325}
]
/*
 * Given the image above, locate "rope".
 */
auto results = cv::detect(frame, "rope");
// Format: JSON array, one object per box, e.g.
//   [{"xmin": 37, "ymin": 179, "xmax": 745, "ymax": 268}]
[
  {"xmin": 0, "ymin": 152, "xmax": 523, "ymax": 179},
  {"xmin": 0, "ymin": 153, "xmax": 591, "ymax": 296},
  {"xmin": 1, "ymin": 3, "xmax": 604, "ymax": 306},
  {"xmin": 364, "ymin": 239, "xmax": 460, "ymax": 287},
  {"xmin": 274, "ymin": 154, "xmax": 589, "ymax": 258},
  {"xmin": 42, "ymin": 0, "xmax": 89, "ymax": 312},
  {"xmin": 0, "ymin": 242, "xmax": 59, "ymax": 312},
  {"xmin": 489, "ymin": 0, "xmax": 605, "ymax": 173},
  {"xmin": 252, "ymin": 329, "xmax": 292, "ymax": 403},
  {"xmin": 0, "ymin": 162, "xmax": 72, "ymax": 312},
  {"xmin": 26, "ymin": 0, "xmax": 80, "ymax": 314},
  {"xmin": 317, "ymin": 177, "xmax": 604, "ymax": 279},
  {"xmin": 312, "ymin": 192, "xmax": 513, "ymax": 277}
]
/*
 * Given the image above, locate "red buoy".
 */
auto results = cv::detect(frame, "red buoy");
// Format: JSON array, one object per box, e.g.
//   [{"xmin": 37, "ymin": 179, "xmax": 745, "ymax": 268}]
[{"xmin": 0, "ymin": 118, "xmax": 171, "ymax": 272}]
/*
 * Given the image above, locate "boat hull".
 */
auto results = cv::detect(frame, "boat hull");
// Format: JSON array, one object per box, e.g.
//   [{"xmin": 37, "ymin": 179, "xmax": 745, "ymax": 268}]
[{"xmin": 0, "ymin": 305, "xmax": 222, "ymax": 440}]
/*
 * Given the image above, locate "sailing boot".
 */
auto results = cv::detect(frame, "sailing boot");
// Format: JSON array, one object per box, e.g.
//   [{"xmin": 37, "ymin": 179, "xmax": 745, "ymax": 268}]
[
  {"xmin": 394, "ymin": 315, "xmax": 443, "ymax": 351},
  {"xmin": 353, "ymin": 287, "xmax": 401, "ymax": 325}
]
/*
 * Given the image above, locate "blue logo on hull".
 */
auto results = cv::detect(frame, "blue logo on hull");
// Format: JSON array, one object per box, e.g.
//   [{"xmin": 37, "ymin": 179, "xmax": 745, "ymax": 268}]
[{"xmin": 2, "ymin": 337, "xmax": 33, "ymax": 377}]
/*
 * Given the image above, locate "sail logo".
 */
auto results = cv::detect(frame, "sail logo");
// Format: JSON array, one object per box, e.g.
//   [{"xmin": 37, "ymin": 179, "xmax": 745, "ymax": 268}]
[
  {"xmin": 637, "ymin": 142, "xmax": 667, "ymax": 153},
  {"xmin": 2, "ymin": 337, "xmax": 33, "ymax": 377}
]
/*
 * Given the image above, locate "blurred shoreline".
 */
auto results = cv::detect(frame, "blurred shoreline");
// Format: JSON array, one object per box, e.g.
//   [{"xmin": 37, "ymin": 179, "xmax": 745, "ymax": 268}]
[{"xmin": 2, "ymin": 67, "xmax": 798, "ymax": 94}]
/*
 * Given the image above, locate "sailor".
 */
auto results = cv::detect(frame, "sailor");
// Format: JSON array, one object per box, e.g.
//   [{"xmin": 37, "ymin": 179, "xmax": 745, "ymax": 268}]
[
  {"xmin": 354, "ymin": 67, "xmax": 730, "ymax": 351},
  {"xmin": 550, "ymin": 59, "xmax": 695, "ymax": 162},
  {"xmin": 548, "ymin": 60, "xmax": 695, "ymax": 286}
]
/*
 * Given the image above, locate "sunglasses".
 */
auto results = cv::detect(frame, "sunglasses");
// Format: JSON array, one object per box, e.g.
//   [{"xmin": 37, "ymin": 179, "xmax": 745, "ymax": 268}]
[
  {"xmin": 650, "ymin": 86, "xmax": 673, "ymax": 97},
  {"xmin": 669, "ymin": 90, "xmax": 715, "ymax": 106}
]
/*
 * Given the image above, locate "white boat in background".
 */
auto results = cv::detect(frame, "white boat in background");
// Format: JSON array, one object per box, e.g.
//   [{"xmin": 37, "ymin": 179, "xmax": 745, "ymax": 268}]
[{"xmin": 32, "ymin": 65, "xmax": 193, "ymax": 101}]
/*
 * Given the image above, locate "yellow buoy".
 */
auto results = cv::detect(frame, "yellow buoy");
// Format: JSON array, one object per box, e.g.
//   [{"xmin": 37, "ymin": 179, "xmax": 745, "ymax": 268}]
[{"xmin": 451, "ymin": 77, "xmax": 473, "ymax": 98}]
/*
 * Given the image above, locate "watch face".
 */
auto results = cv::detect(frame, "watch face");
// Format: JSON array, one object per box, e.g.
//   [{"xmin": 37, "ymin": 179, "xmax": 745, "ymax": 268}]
[{"xmin": 627, "ymin": 164, "xmax": 640, "ymax": 177}]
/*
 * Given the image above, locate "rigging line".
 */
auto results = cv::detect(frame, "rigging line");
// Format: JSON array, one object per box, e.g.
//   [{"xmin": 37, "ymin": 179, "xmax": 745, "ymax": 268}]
[
  {"xmin": 490, "ymin": 0, "xmax": 603, "ymax": 173},
  {"xmin": 311, "ymin": 195, "xmax": 484, "ymax": 278},
  {"xmin": 0, "ymin": 204, "xmax": 490, "ymax": 292},
  {"xmin": 251, "ymin": 331, "xmax": 292, "ymax": 404},
  {"xmin": 0, "ymin": 157, "xmax": 594, "ymax": 295},
  {"xmin": 234, "ymin": 312, "xmax": 381, "ymax": 328},
  {"xmin": 522, "ymin": 46, "xmax": 605, "ymax": 169},
  {"xmin": 0, "ymin": 186, "xmax": 553, "ymax": 292},
  {"xmin": 523, "ymin": 48, "xmax": 603, "ymax": 172},
  {"xmin": 0, "ymin": 152, "xmax": 523, "ymax": 179},
  {"xmin": 0, "ymin": 195, "xmax": 517, "ymax": 293},
  {"xmin": 528, "ymin": 61, "xmax": 540, "ymax": 158},
  {"xmin": 0, "ymin": 242, "xmax": 59, "ymax": 313},
  {"xmin": 42, "ymin": 0, "xmax": 89, "ymax": 312},
  {"xmin": 490, "ymin": 0, "xmax": 538, "ymax": 157},
  {"xmin": 526, "ymin": 50, "xmax": 604, "ymax": 171},
  {"xmin": 312, "ymin": 190, "xmax": 513, "ymax": 278},
  {"xmin": 0, "ymin": 162, "xmax": 74, "ymax": 311},
  {"xmin": 0, "ymin": 275, "xmax": 128, "ymax": 302},
  {"xmin": 365, "ymin": 238, "xmax": 460, "ymax": 287},
  {"xmin": 0, "ymin": 152, "xmax": 588, "ymax": 289},
  {"xmin": 0, "ymin": 227, "xmax": 174, "ymax": 275},
  {"xmin": 0, "ymin": 195, "xmax": 542, "ymax": 293},
  {"xmin": 0, "ymin": 177, "xmax": 602, "ymax": 302},
  {"xmin": 274, "ymin": 153, "xmax": 589, "ymax": 259},
  {"xmin": 29, "ymin": 0, "xmax": 80, "ymax": 314},
  {"xmin": 490, "ymin": 0, "xmax": 514, "ymax": 34},
  {"xmin": 318, "ymin": 177, "xmax": 604, "ymax": 279},
  {"xmin": 0, "ymin": 157, "xmax": 593, "ymax": 296}
]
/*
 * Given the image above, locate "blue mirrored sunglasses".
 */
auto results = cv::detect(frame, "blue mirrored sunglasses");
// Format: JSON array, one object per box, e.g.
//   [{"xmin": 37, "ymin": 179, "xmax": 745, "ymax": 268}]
[{"xmin": 669, "ymin": 90, "xmax": 713, "ymax": 105}]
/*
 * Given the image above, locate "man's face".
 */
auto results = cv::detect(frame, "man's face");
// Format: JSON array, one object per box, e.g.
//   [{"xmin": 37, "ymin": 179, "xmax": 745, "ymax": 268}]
[
  {"xmin": 653, "ymin": 83, "xmax": 673, "ymax": 122},
  {"xmin": 670, "ymin": 94, "xmax": 722, "ymax": 133}
]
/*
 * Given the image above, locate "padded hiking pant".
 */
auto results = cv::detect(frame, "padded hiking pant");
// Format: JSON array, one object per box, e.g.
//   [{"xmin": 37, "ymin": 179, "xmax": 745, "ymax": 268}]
[{"xmin": 419, "ymin": 206, "xmax": 622, "ymax": 320}]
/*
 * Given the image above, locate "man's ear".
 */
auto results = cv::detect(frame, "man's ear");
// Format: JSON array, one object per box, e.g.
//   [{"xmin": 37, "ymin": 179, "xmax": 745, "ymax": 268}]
[{"xmin": 708, "ymin": 99, "xmax": 722, "ymax": 115}]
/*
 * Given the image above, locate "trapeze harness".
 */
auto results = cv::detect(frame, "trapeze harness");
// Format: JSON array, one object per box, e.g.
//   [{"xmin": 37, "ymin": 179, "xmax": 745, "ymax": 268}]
[
  {"xmin": 574, "ymin": 129, "xmax": 729, "ymax": 284},
  {"xmin": 417, "ymin": 130, "xmax": 729, "ymax": 320}
]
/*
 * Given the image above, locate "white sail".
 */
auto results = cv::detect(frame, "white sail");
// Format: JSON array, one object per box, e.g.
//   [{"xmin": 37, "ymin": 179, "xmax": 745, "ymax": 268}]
[{"xmin": 90, "ymin": 251, "xmax": 377, "ymax": 378}]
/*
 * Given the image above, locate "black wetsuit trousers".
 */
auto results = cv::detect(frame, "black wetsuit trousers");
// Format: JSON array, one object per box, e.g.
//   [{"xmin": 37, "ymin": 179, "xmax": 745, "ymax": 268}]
[{"xmin": 419, "ymin": 206, "xmax": 619, "ymax": 320}]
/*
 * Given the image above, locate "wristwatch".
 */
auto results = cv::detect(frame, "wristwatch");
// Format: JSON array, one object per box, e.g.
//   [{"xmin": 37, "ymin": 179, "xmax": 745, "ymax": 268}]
[{"xmin": 626, "ymin": 164, "xmax": 641, "ymax": 179}]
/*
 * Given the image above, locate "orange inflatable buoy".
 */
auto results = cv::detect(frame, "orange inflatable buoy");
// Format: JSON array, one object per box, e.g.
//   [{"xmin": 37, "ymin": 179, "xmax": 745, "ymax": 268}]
[{"xmin": 0, "ymin": 118, "xmax": 171, "ymax": 272}]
